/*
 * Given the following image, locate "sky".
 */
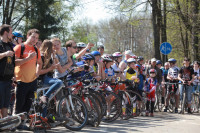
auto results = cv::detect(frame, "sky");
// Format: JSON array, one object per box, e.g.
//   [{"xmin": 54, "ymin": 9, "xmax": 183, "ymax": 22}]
[{"xmin": 73, "ymin": 0, "xmax": 117, "ymax": 24}]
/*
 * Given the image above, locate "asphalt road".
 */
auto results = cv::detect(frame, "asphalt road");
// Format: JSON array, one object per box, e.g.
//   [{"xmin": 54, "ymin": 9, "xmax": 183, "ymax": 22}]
[{"xmin": 13, "ymin": 112, "xmax": 200, "ymax": 133}]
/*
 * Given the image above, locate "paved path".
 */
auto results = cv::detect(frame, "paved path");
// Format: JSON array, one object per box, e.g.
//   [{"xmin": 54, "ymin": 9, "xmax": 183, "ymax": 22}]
[{"xmin": 15, "ymin": 112, "xmax": 200, "ymax": 133}]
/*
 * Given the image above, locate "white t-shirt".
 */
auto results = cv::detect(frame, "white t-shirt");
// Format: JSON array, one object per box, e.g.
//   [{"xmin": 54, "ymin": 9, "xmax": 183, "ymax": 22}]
[
  {"xmin": 193, "ymin": 69, "xmax": 200, "ymax": 85},
  {"xmin": 111, "ymin": 63, "xmax": 120, "ymax": 72},
  {"xmin": 168, "ymin": 66, "xmax": 179, "ymax": 78}
]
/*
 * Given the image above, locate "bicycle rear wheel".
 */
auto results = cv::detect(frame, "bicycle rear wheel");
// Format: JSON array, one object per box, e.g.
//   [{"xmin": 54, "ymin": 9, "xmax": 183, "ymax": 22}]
[
  {"xmin": 102, "ymin": 91, "xmax": 122, "ymax": 122},
  {"xmin": 191, "ymin": 93, "xmax": 200, "ymax": 113},
  {"xmin": 57, "ymin": 95, "xmax": 88, "ymax": 131}
]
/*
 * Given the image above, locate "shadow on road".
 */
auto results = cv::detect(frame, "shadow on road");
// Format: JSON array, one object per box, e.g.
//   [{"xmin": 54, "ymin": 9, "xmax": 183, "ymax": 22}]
[{"xmin": 48, "ymin": 112, "xmax": 187, "ymax": 133}]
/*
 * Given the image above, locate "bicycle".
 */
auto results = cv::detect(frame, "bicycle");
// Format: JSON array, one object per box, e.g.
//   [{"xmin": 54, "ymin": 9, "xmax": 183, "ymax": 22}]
[
  {"xmin": 164, "ymin": 82, "xmax": 180, "ymax": 113},
  {"xmin": 191, "ymin": 82, "xmax": 200, "ymax": 113},
  {"xmin": 180, "ymin": 81, "xmax": 192, "ymax": 114},
  {"xmin": 0, "ymin": 112, "xmax": 26, "ymax": 132}
]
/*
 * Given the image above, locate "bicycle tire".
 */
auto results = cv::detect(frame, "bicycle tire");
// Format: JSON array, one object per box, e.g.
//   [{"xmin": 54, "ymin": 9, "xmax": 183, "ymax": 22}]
[
  {"xmin": 181, "ymin": 91, "xmax": 186, "ymax": 114},
  {"xmin": 57, "ymin": 95, "xmax": 88, "ymax": 131},
  {"xmin": 89, "ymin": 92, "xmax": 103, "ymax": 118},
  {"xmin": 90, "ymin": 90, "xmax": 107, "ymax": 117},
  {"xmin": 0, "ymin": 117, "xmax": 20, "ymax": 130},
  {"xmin": 191, "ymin": 93, "xmax": 200, "ymax": 113},
  {"xmin": 102, "ymin": 91, "xmax": 122, "ymax": 122},
  {"xmin": 83, "ymin": 94, "xmax": 101, "ymax": 127},
  {"xmin": 157, "ymin": 89, "xmax": 165, "ymax": 112},
  {"xmin": 168, "ymin": 94, "xmax": 176, "ymax": 113}
]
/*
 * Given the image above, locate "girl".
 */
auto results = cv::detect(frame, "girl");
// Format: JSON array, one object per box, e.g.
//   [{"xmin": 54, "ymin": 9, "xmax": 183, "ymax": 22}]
[
  {"xmin": 144, "ymin": 69, "xmax": 157, "ymax": 117},
  {"xmin": 39, "ymin": 40, "xmax": 63, "ymax": 117}
]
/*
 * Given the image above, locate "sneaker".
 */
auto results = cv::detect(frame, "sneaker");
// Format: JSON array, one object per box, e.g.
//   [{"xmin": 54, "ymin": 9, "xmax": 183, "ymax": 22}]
[
  {"xmin": 40, "ymin": 96, "xmax": 48, "ymax": 103},
  {"xmin": 150, "ymin": 113, "xmax": 154, "ymax": 117},
  {"xmin": 175, "ymin": 108, "xmax": 178, "ymax": 113},
  {"xmin": 164, "ymin": 108, "xmax": 168, "ymax": 112},
  {"xmin": 17, "ymin": 124, "xmax": 30, "ymax": 131}
]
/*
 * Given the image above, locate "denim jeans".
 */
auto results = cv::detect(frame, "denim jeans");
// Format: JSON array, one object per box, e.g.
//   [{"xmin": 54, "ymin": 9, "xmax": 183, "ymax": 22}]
[
  {"xmin": 180, "ymin": 84, "xmax": 193, "ymax": 104},
  {"xmin": 192, "ymin": 85, "xmax": 200, "ymax": 93},
  {"xmin": 42, "ymin": 75, "xmax": 63, "ymax": 117},
  {"xmin": 42, "ymin": 75, "xmax": 63, "ymax": 98}
]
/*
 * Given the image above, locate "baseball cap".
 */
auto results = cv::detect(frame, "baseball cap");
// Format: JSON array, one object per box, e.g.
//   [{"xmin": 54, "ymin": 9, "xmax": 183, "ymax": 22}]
[
  {"xmin": 125, "ymin": 50, "xmax": 134, "ymax": 56},
  {"xmin": 151, "ymin": 58, "xmax": 157, "ymax": 62}
]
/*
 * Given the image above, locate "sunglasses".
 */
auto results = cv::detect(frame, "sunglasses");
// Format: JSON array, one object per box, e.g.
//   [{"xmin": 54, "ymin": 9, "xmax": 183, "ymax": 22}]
[
  {"xmin": 184, "ymin": 60, "xmax": 189, "ymax": 62},
  {"xmin": 72, "ymin": 46, "xmax": 77, "ymax": 49}
]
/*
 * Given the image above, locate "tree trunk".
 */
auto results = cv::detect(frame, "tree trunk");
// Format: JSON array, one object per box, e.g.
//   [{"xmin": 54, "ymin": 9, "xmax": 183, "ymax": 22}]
[
  {"xmin": 191, "ymin": 0, "xmax": 199, "ymax": 60},
  {"xmin": 161, "ymin": 0, "xmax": 168, "ymax": 63},
  {"xmin": 151, "ymin": 0, "xmax": 161, "ymax": 60}
]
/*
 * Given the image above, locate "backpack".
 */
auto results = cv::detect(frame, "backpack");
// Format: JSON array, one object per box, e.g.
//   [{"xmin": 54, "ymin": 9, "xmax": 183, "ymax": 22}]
[
  {"xmin": 0, "ymin": 40, "xmax": 15, "ymax": 80},
  {"xmin": 20, "ymin": 43, "xmax": 38, "ymax": 59}
]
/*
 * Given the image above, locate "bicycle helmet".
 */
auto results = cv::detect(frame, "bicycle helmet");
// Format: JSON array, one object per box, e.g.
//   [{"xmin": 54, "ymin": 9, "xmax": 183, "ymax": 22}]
[
  {"xmin": 91, "ymin": 51, "xmax": 101, "ymax": 56},
  {"xmin": 77, "ymin": 42, "xmax": 87, "ymax": 48},
  {"xmin": 112, "ymin": 52, "xmax": 122, "ymax": 58},
  {"xmin": 168, "ymin": 58, "xmax": 176, "ymax": 64},
  {"xmin": 82, "ymin": 54, "xmax": 93, "ymax": 60},
  {"xmin": 87, "ymin": 53, "xmax": 95, "ymax": 61},
  {"xmin": 97, "ymin": 45, "xmax": 104, "ymax": 49},
  {"xmin": 101, "ymin": 54, "xmax": 113, "ymax": 62},
  {"xmin": 12, "ymin": 31, "xmax": 23, "ymax": 38},
  {"xmin": 149, "ymin": 69, "xmax": 157, "ymax": 75},
  {"xmin": 156, "ymin": 60, "xmax": 162, "ymax": 65},
  {"xmin": 127, "ymin": 58, "xmax": 136, "ymax": 64},
  {"xmin": 137, "ymin": 56, "xmax": 144, "ymax": 62}
]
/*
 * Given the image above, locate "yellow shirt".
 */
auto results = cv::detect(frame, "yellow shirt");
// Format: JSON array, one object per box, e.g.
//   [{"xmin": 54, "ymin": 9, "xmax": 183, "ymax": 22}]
[{"xmin": 124, "ymin": 68, "xmax": 138, "ymax": 82}]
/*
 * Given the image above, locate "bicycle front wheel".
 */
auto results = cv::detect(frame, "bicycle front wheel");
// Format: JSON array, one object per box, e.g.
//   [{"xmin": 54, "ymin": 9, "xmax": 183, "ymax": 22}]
[{"xmin": 57, "ymin": 95, "xmax": 88, "ymax": 131}]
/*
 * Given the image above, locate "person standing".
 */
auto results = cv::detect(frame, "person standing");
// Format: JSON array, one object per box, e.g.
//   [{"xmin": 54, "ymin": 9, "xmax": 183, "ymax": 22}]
[
  {"xmin": 14, "ymin": 29, "xmax": 42, "ymax": 114},
  {"xmin": 0, "ymin": 24, "xmax": 15, "ymax": 118},
  {"xmin": 178, "ymin": 57, "xmax": 195, "ymax": 114}
]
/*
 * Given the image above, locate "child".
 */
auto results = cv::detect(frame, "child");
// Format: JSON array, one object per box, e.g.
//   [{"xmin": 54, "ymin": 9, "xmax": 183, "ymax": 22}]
[
  {"xmin": 144, "ymin": 69, "xmax": 157, "ymax": 117},
  {"xmin": 124, "ymin": 58, "xmax": 139, "ymax": 116}
]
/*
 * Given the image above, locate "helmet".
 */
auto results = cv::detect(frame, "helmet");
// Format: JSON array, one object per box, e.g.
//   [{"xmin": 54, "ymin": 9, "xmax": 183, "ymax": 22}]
[
  {"xmin": 127, "ymin": 58, "xmax": 136, "ymax": 64},
  {"xmin": 112, "ymin": 52, "xmax": 122, "ymax": 58},
  {"xmin": 77, "ymin": 42, "xmax": 86, "ymax": 48},
  {"xmin": 132, "ymin": 55, "xmax": 137, "ymax": 59},
  {"xmin": 82, "ymin": 54, "xmax": 94, "ymax": 60},
  {"xmin": 101, "ymin": 54, "xmax": 113, "ymax": 62},
  {"xmin": 97, "ymin": 45, "xmax": 104, "ymax": 49},
  {"xmin": 168, "ymin": 58, "xmax": 176, "ymax": 64},
  {"xmin": 91, "ymin": 51, "xmax": 101, "ymax": 56},
  {"xmin": 12, "ymin": 31, "xmax": 23, "ymax": 38},
  {"xmin": 149, "ymin": 69, "xmax": 157, "ymax": 75},
  {"xmin": 87, "ymin": 53, "xmax": 95, "ymax": 60},
  {"xmin": 156, "ymin": 60, "xmax": 162, "ymax": 65},
  {"xmin": 137, "ymin": 56, "xmax": 144, "ymax": 61}
]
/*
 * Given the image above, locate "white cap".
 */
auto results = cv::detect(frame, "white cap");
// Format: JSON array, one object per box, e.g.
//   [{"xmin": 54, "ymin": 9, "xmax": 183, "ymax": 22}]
[
  {"xmin": 125, "ymin": 50, "xmax": 134, "ymax": 56},
  {"xmin": 151, "ymin": 58, "xmax": 157, "ymax": 62}
]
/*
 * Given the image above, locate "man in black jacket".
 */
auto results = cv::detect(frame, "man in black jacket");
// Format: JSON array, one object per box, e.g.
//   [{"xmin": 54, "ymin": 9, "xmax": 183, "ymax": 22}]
[{"xmin": 0, "ymin": 24, "xmax": 15, "ymax": 118}]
